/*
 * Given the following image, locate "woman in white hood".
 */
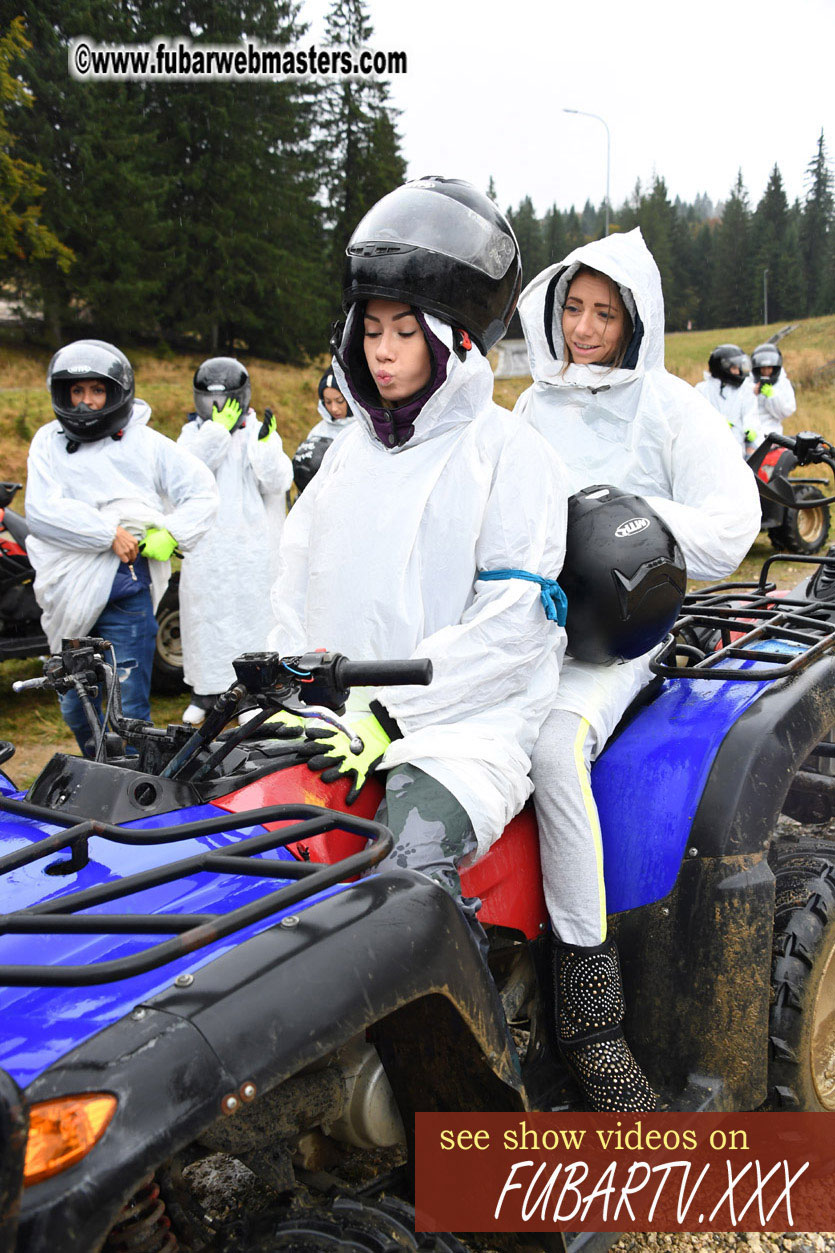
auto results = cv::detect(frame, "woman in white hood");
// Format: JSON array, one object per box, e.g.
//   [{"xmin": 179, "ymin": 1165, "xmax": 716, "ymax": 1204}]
[
  {"xmin": 269, "ymin": 177, "xmax": 568, "ymax": 951},
  {"xmin": 515, "ymin": 228, "xmax": 761, "ymax": 1111},
  {"xmin": 291, "ymin": 368, "xmax": 355, "ymax": 495}
]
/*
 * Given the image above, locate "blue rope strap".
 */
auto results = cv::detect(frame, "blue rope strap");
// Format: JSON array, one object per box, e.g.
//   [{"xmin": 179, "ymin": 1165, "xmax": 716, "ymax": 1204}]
[{"xmin": 477, "ymin": 568, "xmax": 568, "ymax": 626}]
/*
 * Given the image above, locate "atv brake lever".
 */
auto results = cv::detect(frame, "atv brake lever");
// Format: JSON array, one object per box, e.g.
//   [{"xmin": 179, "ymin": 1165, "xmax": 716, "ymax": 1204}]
[{"xmin": 290, "ymin": 705, "xmax": 363, "ymax": 752}]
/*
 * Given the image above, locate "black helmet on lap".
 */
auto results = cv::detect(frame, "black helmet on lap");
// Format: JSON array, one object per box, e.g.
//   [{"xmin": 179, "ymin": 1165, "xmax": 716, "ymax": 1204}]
[
  {"xmin": 751, "ymin": 342, "xmax": 783, "ymax": 384},
  {"xmin": 342, "ymin": 176, "xmax": 522, "ymax": 353},
  {"xmin": 293, "ymin": 435, "xmax": 332, "ymax": 493},
  {"xmin": 708, "ymin": 343, "xmax": 751, "ymax": 389},
  {"xmin": 47, "ymin": 339, "xmax": 135, "ymax": 443},
  {"xmin": 561, "ymin": 485, "xmax": 687, "ymax": 664},
  {"xmin": 193, "ymin": 357, "xmax": 251, "ymax": 429}
]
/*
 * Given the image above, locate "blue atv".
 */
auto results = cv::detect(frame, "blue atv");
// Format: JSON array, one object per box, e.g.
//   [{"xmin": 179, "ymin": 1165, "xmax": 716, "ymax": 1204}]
[{"xmin": 2, "ymin": 432, "xmax": 835, "ymax": 1253}]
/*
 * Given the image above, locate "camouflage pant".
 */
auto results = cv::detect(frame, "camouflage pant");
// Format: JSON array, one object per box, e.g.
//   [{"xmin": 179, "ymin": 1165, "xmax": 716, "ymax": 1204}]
[{"xmin": 373, "ymin": 764, "xmax": 478, "ymax": 903}]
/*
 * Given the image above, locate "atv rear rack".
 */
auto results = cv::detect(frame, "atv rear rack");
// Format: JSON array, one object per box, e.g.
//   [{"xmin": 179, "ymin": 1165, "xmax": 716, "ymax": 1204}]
[
  {"xmin": 651, "ymin": 553, "xmax": 835, "ymax": 681},
  {"xmin": 0, "ymin": 800, "xmax": 391, "ymax": 986}
]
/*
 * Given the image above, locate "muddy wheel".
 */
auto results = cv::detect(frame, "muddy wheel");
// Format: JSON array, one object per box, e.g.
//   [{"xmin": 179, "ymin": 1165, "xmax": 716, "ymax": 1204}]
[
  {"xmin": 247, "ymin": 1194, "xmax": 469, "ymax": 1252},
  {"xmin": 769, "ymin": 486, "xmax": 831, "ymax": 554},
  {"xmin": 768, "ymin": 839, "xmax": 835, "ymax": 1109},
  {"xmin": 151, "ymin": 574, "xmax": 184, "ymax": 695}
]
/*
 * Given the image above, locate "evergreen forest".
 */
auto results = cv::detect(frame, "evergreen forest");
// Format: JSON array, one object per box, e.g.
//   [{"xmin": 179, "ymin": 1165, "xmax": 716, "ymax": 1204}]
[{"xmin": 1, "ymin": 0, "xmax": 833, "ymax": 357}]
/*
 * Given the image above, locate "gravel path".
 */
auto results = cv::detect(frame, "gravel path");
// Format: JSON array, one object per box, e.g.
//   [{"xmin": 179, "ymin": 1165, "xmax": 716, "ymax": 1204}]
[{"xmin": 614, "ymin": 1236, "xmax": 834, "ymax": 1253}]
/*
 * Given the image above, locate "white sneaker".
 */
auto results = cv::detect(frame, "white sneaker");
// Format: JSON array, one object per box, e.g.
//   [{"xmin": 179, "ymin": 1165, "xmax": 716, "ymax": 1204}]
[{"xmin": 182, "ymin": 702, "xmax": 208, "ymax": 726}]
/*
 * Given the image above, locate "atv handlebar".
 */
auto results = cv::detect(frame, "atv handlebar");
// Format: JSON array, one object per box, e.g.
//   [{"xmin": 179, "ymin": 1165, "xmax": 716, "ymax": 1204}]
[
  {"xmin": 334, "ymin": 657, "xmax": 433, "ymax": 688},
  {"xmin": 748, "ymin": 431, "xmax": 835, "ymax": 509},
  {"xmin": 14, "ymin": 642, "xmax": 434, "ymax": 780},
  {"xmin": 11, "ymin": 677, "xmax": 49, "ymax": 693}
]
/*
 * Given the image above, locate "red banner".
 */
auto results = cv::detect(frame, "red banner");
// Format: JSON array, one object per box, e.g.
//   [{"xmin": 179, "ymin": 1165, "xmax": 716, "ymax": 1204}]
[{"xmin": 415, "ymin": 1113, "xmax": 835, "ymax": 1233}]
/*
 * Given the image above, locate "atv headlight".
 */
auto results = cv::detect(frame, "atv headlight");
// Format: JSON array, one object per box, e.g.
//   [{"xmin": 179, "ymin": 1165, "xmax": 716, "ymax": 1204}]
[{"xmin": 24, "ymin": 1093, "xmax": 117, "ymax": 1186}]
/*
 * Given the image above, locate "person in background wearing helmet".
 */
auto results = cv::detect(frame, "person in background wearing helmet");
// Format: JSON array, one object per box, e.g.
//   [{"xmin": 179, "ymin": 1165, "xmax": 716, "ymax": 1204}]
[
  {"xmin": 268, "ymin": 175, "xmax": 569, "ymax": 967},
  {"xmin": 516, "ymin": 230, "xmax": 761, "ymax": 1111},
  {"xmin": 292, "ymin": 368, "xmax": 355, "ymax": 495},
  {"xmin": 25, "ymin": 340, "xmax": 218, "ymax": 753},
  {"xmin": 751, "ymin": 342, "xmax": 796, "ymax": 440},
  {"xmin": 177, "ymin": 357, "xmax": 294, "ymax": 726},
  {"xmin": 695, "ymin": 344, "xmax": 761, "ymax": 454}
]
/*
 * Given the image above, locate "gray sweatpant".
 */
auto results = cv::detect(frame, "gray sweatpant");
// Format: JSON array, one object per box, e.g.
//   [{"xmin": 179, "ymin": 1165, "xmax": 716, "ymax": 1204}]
[{"xmin": 530, "ymin": 709, "xmax": 607, "ymax": 947}]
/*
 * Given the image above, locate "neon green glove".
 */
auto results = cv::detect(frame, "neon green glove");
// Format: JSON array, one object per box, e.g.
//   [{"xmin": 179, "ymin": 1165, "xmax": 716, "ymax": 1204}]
[
  {"xmin": 264, "ymin": 709, "xmax": 307, "ymax": 738},
  {"xmin": 760, "ymin": 383, "xmax": 774, "ymax": 398},
  {"xmin": 745, "ymin": 428, "xmax": 759, "ymax": 444},
  {"xmin": 304, "ymin": 713, "xmax": 391, "ymax": 805},
  {"xmin": 139, "ymin": 526, "xmax": 178, "ymax": 561},
  {"xmin": 259, "ymin": 407, "xmax": 277, "ymax": 441},
  {"xmin": 213, "ymin": 397, "xmax": 242, "ymax": 432}
]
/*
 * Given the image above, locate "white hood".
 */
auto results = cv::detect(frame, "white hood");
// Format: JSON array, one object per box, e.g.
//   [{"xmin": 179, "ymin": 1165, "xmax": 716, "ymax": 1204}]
[
  {"xmin": 519, "ymin": 227, "xmax": 665, "ymax": 388},
  {"xmin": 331, "ymin": 308, "xmax": 495, "ymax": 454},
  {"xmin": 513, "ymin": 231, "xmax": 761, "ymax": 585}
]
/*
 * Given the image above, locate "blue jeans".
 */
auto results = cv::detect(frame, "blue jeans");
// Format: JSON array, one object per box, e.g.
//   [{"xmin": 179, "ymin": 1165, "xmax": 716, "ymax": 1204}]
[{"xmin": 59, "ymin": 591, "xmax": 158, "ymax": 755}]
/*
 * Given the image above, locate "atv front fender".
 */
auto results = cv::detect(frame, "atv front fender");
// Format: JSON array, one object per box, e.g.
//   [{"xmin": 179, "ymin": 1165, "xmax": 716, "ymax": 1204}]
[{"xmin": 17, "ymin": 870, "xmax": 522, "ymax": 1252}]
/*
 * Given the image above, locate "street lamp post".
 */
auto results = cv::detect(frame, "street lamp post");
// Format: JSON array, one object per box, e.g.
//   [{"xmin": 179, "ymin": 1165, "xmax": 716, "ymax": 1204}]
[{"xmin": 563, "ymin": 108, "xmax": 611, "ymax": 238}]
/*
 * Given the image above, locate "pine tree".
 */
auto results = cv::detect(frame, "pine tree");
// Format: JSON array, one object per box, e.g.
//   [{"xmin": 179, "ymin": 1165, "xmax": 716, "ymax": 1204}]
[
  {"xmin": 541, "ymin": 204, "xmax": 568, "ymax": 265},
  {"xmin": 507, "ymin": 196, "xmax": 545, "ymax": 285},
  {"xmin": 711, "ymin": 171, "xmax": 754, "ymax": 328},
  {"xmin": 0, "ymin": 17, "xmax": 72, "ymax": 275},
  {"xmin": 749, "ymin": 165, "xmax": 798, "ymax": 325},
  {"xmin": 800, "ymin": 131, "xmax": 833, "ymax": 316},
  {"xmin": 6, "ymin": 1, "xmax": 169, "ymax": 343},
  {"xmin": 692, "ymin": 223, "xmax": 715, "ymax": 330},
  {"xmin": 563, "ymin": 207, "xmax": 585, "ymax": 254},
  {"xmin": 144, "ymin": 0, "xmax": 329, "ymax": 360},
  {"xmin": 318, "ymin": 0, "xmax": 406, "ymax": 307}
]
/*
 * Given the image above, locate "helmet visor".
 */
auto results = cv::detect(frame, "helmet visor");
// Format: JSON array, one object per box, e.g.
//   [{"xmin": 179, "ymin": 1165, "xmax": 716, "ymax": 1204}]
[
  {"xmin": 347, "ymin": 184, "xmax": 516, "ymax": 280},
  {"xmin": 753, "ymin": 346, "xmax": 780, "ymax": 368}
]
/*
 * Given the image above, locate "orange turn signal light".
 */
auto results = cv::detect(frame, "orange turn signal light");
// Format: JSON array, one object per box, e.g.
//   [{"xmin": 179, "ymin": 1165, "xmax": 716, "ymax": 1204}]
[{"xmin": 24, "ymin": 1094, "xmax": 117, "ymax": 1186}]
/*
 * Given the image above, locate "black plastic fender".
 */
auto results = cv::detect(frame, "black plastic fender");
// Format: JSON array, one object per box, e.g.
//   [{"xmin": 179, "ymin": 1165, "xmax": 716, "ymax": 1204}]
[
  {"xmin": 612, "ymin": 653, "xmax": 835, "ymax": 1110},
  {"xmin": 17, "ymin": 870, "xmax": 523, "ymax": 1252}
]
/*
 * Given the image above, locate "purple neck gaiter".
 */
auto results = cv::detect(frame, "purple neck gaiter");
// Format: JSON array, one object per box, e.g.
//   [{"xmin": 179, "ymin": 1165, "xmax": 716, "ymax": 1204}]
[{"xmin": 344, "ymin": 310, "xmax": 452, "ymax": 449}]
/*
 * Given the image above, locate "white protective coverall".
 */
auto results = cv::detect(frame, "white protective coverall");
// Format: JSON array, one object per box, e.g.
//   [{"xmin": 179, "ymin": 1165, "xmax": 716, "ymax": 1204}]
[
  {"xmin": 268, "ymin": 312, "xmax": 569, "ymax": 856},
  {"xmin": 756, "ymin": 371, "xmax": 797, "ymax": 440},
  {"xmin": 177, "ymin": 409, "xmax": 294, "ymax": 695},
  {"xmin": 695, "ymin": 373, "xmax": 761, "ymax": 452},
  {"xmin": 515, "ymin": 228, "xmax": 762, "ymax": 946},
  {"xmin": 26, "ymin": 401, "xmax": 218, "ymax": 652}
]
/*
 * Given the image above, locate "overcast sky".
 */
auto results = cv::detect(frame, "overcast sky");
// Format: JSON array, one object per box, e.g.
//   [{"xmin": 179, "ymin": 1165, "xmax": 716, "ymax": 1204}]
[{"xmin": 305, "ymin": 0, "xmax": 833, "ymax": 217}]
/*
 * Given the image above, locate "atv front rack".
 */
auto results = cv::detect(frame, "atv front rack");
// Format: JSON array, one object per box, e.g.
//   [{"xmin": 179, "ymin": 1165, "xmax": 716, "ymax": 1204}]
[
  {"xmin": 651, "ymin": 553, "xmax": 835, "ymax": 681},
  {"xmin": 0, "ymin": 800, "xmax": 391, "ymax": 986}
]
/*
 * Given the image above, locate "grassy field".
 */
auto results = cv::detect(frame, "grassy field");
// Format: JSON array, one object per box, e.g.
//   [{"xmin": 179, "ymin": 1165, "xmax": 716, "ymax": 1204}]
[{"xmin": 1, "ymin": 317, "xmax": 834, "ymax": 787}]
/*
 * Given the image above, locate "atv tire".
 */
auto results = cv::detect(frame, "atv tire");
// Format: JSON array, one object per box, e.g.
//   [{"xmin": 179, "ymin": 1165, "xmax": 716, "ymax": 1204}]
[
  {"xmin": 768, "ymin": 839, "xmax": 835, "ymax": 1110},
  {"xmin": 769, "ymin": 485, "xmax": 831, "ymax": 555},
  {"xmin": 247, "ymin": 1194, "xmax": 469, "ymax": 1251},
  {"xmin": 151, "ymin": 573, "xmax": 184, "ymax": 695}
]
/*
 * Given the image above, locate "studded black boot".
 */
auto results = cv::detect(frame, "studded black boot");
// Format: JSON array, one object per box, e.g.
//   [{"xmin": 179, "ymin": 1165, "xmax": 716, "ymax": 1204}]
[{"xmin": 554, "ymin": 935, "xmax": 658, "ymax": 1112}]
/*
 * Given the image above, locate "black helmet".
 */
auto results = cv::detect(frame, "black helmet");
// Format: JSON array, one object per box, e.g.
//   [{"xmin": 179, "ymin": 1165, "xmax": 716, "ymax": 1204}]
[
  {"xmin": 47, "ymin": 340, "xmax": 135, "ymax": 442},
  {"xmin": 293, "ymin": 435, "xmax": 332, "ymax": 493},
  {"xmin": 708, "ymin": 344, "xmax": 751, "ymax": 389},
  {"xmin": 193, "ymin": 357, "xmax": 251, "ymax": 429},
  {"xmin": 751, "ymin": 342, "xmax": 783, "ymax": 384},
  {"xmin": 561, "ymin": 485, "xmax": 687, "ymax": 664},
  {"xmin": 342, "ymin": 176, "xmax": 522, "ymax": 353}
]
